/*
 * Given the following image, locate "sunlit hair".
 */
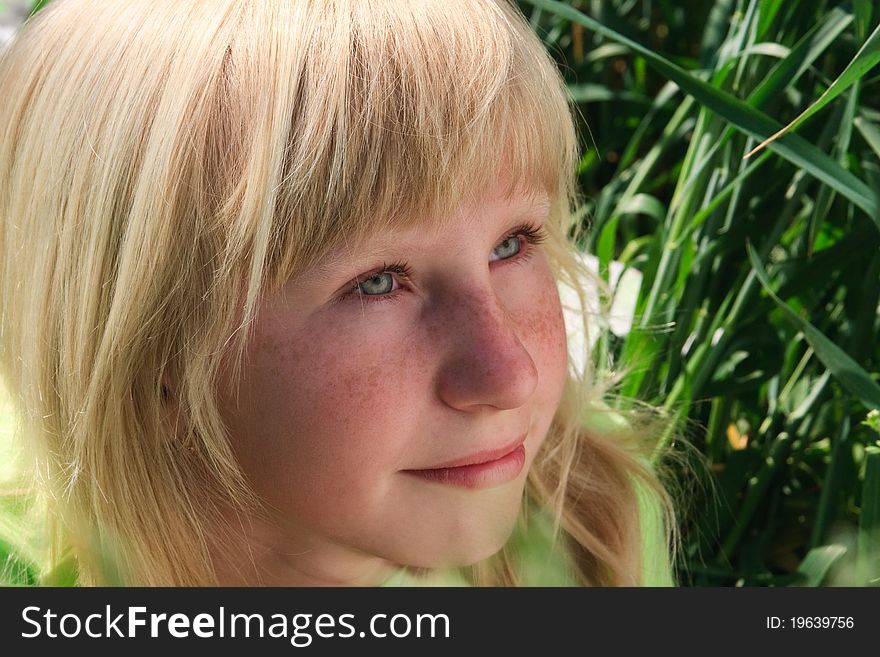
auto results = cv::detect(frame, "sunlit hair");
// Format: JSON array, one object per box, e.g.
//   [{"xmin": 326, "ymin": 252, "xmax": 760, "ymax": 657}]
[{"xmin": 0, "ymin": 0, "xmax": 687, "ymax": 585}]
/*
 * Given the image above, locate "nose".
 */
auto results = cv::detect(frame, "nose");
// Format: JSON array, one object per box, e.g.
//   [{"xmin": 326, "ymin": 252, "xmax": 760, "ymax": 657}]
[{"xmin": 434, "ymin": 285, "xmax": 539, "ymax": 412}]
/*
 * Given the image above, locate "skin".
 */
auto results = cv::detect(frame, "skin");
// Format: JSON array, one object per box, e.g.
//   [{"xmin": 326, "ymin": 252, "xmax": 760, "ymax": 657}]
[{"xmin": 214, "ymin": 180, "xmax": 569, "ymax": 586}]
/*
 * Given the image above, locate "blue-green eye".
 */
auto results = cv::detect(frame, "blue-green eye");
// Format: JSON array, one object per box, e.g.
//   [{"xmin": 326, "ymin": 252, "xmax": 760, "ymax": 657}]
[
  {"xmin": 345, "ymin": 261, "xmax": 411, "ymax": 303},
  {"xmin": 492, "ymin": 235, "xmax": 521, "ymax": 260},
  {"xmin": 359, "ymin": 272, "xmax": 395, "ymax": 295}
]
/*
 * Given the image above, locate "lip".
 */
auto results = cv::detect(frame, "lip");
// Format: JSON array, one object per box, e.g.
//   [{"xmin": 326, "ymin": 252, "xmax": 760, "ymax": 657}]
[{"xmin": 402, "ymin": 434, "xmax": 527, "ymax": 490}]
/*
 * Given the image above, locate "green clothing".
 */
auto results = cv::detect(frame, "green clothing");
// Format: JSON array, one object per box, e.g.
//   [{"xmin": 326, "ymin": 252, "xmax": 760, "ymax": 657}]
[{"xmin": 636, "ymin": 476, "xmax": 675, "ymax": 587}]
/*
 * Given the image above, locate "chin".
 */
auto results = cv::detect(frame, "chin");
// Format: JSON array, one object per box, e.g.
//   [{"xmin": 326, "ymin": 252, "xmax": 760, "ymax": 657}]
[
  {"xmin": 447, "ymin": 531, "xmax": 514, "ymax": 568},
  {"xmin": 397, "ymin": 503, "xmax": 522, "ymax": 570}
]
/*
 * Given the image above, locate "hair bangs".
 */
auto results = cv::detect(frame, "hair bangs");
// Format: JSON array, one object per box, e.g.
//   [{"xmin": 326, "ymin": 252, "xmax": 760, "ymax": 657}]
[{"xmin": 259, "ymin": 0, "xmax": 579, "ymax": 294}]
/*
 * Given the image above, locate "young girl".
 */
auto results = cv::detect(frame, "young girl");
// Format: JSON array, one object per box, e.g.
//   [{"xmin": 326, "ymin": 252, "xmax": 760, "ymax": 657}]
[{"xmin": 0, "ymin": 0, "xmax": 683, "ymax": 586}]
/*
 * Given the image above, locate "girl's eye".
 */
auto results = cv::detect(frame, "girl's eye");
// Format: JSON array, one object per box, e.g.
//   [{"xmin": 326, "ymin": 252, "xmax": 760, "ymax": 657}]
[
  {"xmin": 340, "ymin": 260, "xmax": 411, "ymax": 305},
  {"xmin": 491, "ymin": 235, "xmax": 521, "ymax": 261},
  {"xmin": 356, "ymin": 270, "xmax": 400, "ymax": 297},
  {"xmin": 340, "ymin": 221, "xmax": 548, "ymax": 305}
]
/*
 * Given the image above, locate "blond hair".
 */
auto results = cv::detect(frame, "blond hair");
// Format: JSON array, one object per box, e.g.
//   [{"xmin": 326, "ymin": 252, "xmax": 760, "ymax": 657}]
[{"xmin": 0, "ymin": 0, "xmax": 685, "ymax": 586}]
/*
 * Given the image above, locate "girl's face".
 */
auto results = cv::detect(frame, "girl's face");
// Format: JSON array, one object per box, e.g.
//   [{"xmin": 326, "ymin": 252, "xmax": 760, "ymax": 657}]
[{"xmin": 218, "ymin": 180, "xmax": 569, "ymax": 584}]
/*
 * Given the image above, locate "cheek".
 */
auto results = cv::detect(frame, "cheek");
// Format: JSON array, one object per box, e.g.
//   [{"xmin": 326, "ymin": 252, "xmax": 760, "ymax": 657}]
[
  {"xmin": 513, "ymin": 264, "xmax": 569, "ymax": 398},
  {"xmin": 507, "ymin": 264, "xmax": 569, "ymax": 463},
  {"xmin": 225, "ymin": 318, "xmax": 416, "ymax": 513}
]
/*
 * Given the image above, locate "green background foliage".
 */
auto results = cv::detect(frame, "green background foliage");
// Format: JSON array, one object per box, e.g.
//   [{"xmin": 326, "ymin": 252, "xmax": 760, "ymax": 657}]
[{"xmin": 520, "ymin": 0, "xmax": 880, "ymax": 586}]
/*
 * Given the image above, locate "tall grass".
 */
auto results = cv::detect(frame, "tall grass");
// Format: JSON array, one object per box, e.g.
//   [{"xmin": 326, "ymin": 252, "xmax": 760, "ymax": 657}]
[{"xmin": 522, "ymin": 0, "xmax": 880, "ymax": 585}]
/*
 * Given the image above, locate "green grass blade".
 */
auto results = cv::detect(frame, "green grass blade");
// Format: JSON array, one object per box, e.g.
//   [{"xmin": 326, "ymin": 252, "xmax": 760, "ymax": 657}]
[
  {"xmin": 746, "ymin": 20, "xmax": 880, "ymax": 156},
  {"xmin": 745, "ymin": 7, "xmax": 852, "ymax": 111},
  {"xmin": 794, "ymin": 545, "xmax": 848, "ymax": 586},
  {"xmin": 853, "ymin": 0, "xmax": 874, "ymax": 41},
  {"xmin": 524, "ymin": 0, "xmax": 880, "ymax": 224},
  {"xmin": 700, "ymin": 0, "xmax": 735, "ymax": 67},
  {"xmin": 756, "ymin": 0, "xmax": 785, "ymax": 41},
  {"xmin": 680, "ymin": 8, "xmax": 853, "ymax": 197},
  {"xmin": 811, "ymin": 415, "xmax": 852, "ymax": 548},
  {"xmin": 718, "ymin": 431, "xmax": 792, "ymax": 560},
  {"xmin": 747, "ymin": 241, "xmax": 880, "ymax": 410},
  {"xmin": 854, "ymin": 114, "xmax": 880, "ymax": 159},
  {"xmin": 858, "ymin": 446, "xmax": 880, "ymax": 585}
]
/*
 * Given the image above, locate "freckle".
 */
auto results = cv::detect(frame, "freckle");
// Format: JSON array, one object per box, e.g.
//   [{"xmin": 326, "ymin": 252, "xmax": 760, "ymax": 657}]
[{"xmin": 513, "ymin": 286, "xmax": 563, "ymax": 341}]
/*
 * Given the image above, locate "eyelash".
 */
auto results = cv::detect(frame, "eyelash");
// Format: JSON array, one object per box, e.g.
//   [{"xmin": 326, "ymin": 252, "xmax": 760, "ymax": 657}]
[{"xmin": 339, "ymin": 221, "xmax": 549, "ymax": 306}]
